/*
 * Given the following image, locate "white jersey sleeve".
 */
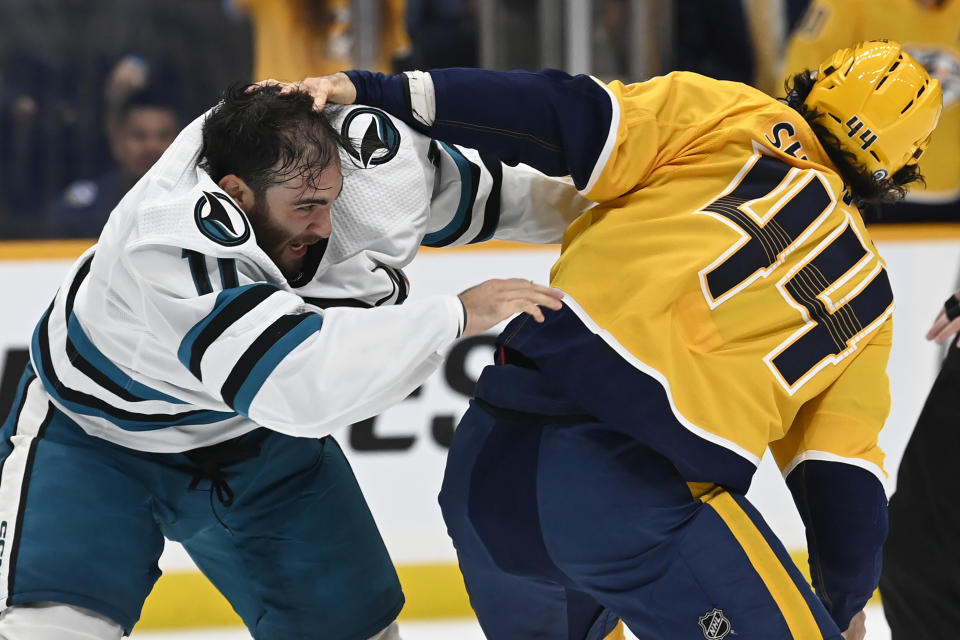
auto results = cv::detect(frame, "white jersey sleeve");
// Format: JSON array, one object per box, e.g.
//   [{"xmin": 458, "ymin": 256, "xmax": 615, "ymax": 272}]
[
  {"xmin": 320, "ymin": 106, "xmax": 592, "ymax": 275},
  {"xmin": 421, "ymin": 141, "xmax": 593, "ymax": 247},
  {"xmin": 126, "ymin": 243, "xmax": 462, "ymax": 437},
  {"xmin": 118, "ymin": 240, "xmax": 462, "ymax": 437}
]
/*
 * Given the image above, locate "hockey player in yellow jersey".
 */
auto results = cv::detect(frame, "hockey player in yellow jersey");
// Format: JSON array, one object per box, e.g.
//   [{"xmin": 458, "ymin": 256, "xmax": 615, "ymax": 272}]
[
  {"xmin": 289, "ymin": 40, "xmax": 942, "ymax": 639},
  {"xmin": 786, "ymin": 0, "xmax": 960, "ymax": 221}
]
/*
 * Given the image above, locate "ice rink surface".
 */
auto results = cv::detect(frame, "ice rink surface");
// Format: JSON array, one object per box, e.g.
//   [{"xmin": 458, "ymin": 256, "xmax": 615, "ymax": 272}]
[{"xmin": 130, "ymin": 604, "xmax": 891, "ymax": 639}]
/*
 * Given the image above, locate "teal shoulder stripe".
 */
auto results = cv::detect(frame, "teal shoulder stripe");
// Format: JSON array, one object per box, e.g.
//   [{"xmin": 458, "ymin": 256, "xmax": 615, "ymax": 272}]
[
  {"xmin": 32, "ymin": 307, "xmax": 236, "ymax": 431},
  {"xmin": 229, "ymin": 314, "xmax": 324, "ymax": 417},
  {"xmin": 423, "ymin": 141, "xmax": 476, "ymax": 247},
  {"xmin": 177, "ymin": 283, "xmax": 279, "ymax": 377}
]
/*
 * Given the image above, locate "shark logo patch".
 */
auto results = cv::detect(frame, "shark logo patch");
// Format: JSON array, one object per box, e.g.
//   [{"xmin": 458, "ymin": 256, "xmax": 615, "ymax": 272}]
[
  {"xmin": 340, "ymin": 108, "xmax": 401, "ymax": 167},
  {"xmin": 194, "ymin": 191, "xmax": 251, "ymax": 246}
]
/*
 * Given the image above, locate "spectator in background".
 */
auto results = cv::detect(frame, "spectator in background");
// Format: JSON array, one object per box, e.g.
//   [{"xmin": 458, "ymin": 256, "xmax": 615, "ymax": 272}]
[
  {"xmin": 406, "ymin": 0, "xmax": 477, "ymax": 69},
  {"xmin": 0, "ymin": 49, "xmax": 91, "ymax": 237},
  {"xmin": 98, "ymin": 53, "xmax": 184, "ymax": 172},
  {"xmin": 233, "ymin": 0, "xmax": 411, "ymax": 81},
  {"xmin": 674, "ymin": 0, "xmax": 810, "ymax": 93},
  {"xmin": 784, "ymin": 0, "xmax": 960, "ymax": 222},
  {"xmin": 0, "ymin": 0, "xmax": 251, "ymax": 239},
  {"xmin": 102, "ymin": 54, "xmax": 153, "ymax": 137},
  {"xmin": 46, "ymin": 86, "xmax": 180, "ymax": 238},
  {"xmin": 675, "ymin": 0, "xmax": 755, "ymax": 84}
]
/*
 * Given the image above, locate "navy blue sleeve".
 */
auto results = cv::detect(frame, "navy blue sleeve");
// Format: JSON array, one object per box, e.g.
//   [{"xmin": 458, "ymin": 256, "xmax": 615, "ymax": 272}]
[
  {"xmin": 344, "ymin": 71, "xmax": 415, "ymax": 131},
  {"xmin": 346, "ymin": 68, "xmax": 614, "ymax": 190},
  {"xmin": 785, "ymin": 460, "xmax": 888, "ymax": 631}
]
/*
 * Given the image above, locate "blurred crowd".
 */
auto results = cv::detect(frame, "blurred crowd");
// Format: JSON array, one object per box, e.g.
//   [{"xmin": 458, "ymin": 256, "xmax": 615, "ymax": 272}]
[{"xmin": 1, "ymin": 0, "xmax": 958, "ymax": 239}]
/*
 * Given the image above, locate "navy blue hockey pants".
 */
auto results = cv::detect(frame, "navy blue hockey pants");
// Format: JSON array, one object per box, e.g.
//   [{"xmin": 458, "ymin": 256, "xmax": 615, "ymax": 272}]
[{"xmin": 439, "ymin": 364, "xmax": 843, "ymax": 639}]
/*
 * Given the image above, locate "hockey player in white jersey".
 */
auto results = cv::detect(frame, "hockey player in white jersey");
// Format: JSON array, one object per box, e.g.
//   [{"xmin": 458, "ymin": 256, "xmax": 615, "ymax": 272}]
[{"xmin": 0, "ymin": 84, "xmax": 584, "ymax": 640}]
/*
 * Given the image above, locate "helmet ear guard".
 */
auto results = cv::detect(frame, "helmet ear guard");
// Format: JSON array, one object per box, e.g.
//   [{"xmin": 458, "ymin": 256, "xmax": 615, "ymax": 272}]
[{"xmin": 804, "ymin": 40, "xmax": 943, "ymax": 182}]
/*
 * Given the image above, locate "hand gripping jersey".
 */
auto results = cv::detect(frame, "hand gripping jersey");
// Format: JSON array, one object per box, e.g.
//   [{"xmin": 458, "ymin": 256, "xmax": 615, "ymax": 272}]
[
  {"xmin": 31, "ymin": 105, "xmax": 589, "ymax": 453},
  {"xmin": 785, "ymin": 0, "xmax": 960, "ymax": 204}
]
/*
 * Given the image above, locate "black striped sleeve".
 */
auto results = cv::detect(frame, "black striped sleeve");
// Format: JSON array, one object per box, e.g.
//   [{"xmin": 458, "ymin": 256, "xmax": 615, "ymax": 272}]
[
  {"xmin": 182, "ymin": 250, "xmax": 213, "ymax": 296},
  {"xmin": 468, "ymin": 153, "xmax": 504, "ymax": 244},
  {"xmin": 177, "ymin": 284, "xmax": 280, "ymax": 380}
]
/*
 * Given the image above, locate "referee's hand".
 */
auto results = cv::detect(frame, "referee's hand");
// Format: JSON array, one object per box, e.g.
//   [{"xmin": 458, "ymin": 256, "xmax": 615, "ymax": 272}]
[
  {"xmin": 926, "ymin": 289, "xmax": 960, "ymax": 346},
  {"xmin": 840, "ymin": 610, "xmax": 865, "ymax": 640}
]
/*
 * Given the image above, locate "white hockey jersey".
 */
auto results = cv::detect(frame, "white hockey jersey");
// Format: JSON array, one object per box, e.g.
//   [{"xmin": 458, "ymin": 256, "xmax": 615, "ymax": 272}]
[{"xmin": 30, "ymin": 105, "xmax": 589, "ymax": 452}]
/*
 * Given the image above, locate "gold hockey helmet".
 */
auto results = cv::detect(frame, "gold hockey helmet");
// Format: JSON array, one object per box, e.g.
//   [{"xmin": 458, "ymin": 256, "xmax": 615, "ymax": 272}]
[{"xmin": 805, "ymin": 40, "xmax": 942, "ymax": 181}]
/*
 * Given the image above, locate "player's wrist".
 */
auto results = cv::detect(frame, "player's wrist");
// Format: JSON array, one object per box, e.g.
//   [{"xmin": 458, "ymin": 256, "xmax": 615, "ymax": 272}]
[
  {"xmin": 457, "ymin": 295, "xmax": 467, "ymax": 338},
  {"xmin": 344, "ymin": 70, "xmax": 414, "ymax": 127}
]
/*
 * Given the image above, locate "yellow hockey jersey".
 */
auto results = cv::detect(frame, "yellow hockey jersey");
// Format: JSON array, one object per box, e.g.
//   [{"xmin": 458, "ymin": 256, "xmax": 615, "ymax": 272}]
[
  {"xmin": 549, "ymin": 72, "xmax": 892, "ymax": 486},
  {"xmin": 785, "ymin": 0, "xmax": 960, "ymax": 203},
  {"xmin": 349, "ymin": 64, "xmax": 898, "ymax": 628}
]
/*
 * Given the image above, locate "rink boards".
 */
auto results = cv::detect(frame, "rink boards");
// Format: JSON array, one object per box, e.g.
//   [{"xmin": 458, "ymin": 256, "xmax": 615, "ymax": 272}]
[{"xmin": 0, "ymin": 228, "xmax": 958, "ymax": 629}]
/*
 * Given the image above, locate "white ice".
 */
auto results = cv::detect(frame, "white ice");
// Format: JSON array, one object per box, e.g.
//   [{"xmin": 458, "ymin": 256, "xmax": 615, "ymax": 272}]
[{"xmin": 129, "ymin": 603, "xmax": 890, "ymax": 639}]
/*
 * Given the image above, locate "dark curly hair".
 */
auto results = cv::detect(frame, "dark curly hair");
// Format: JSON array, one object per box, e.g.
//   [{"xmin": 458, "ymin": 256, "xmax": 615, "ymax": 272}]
[
  {"xmin": 199, "ymin": 83, "xmax": 346, "ymax": 196},
  {"xmin": 781, "ymin": 70, "xmax": 925, "ymax": 208}
]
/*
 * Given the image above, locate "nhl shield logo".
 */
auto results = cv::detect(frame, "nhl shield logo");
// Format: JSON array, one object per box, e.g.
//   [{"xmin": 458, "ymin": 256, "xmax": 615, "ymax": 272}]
[
  {"xmin": 194, "ymin": 191, "xmax": 251, "ymax": 246},
  {"xmin": 340, "ymin": 107, "xmax": 401, "ymax": 168},
  {"xmin": 698, "ymin": 608, "xmax": 732, "ymax": 639}
]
